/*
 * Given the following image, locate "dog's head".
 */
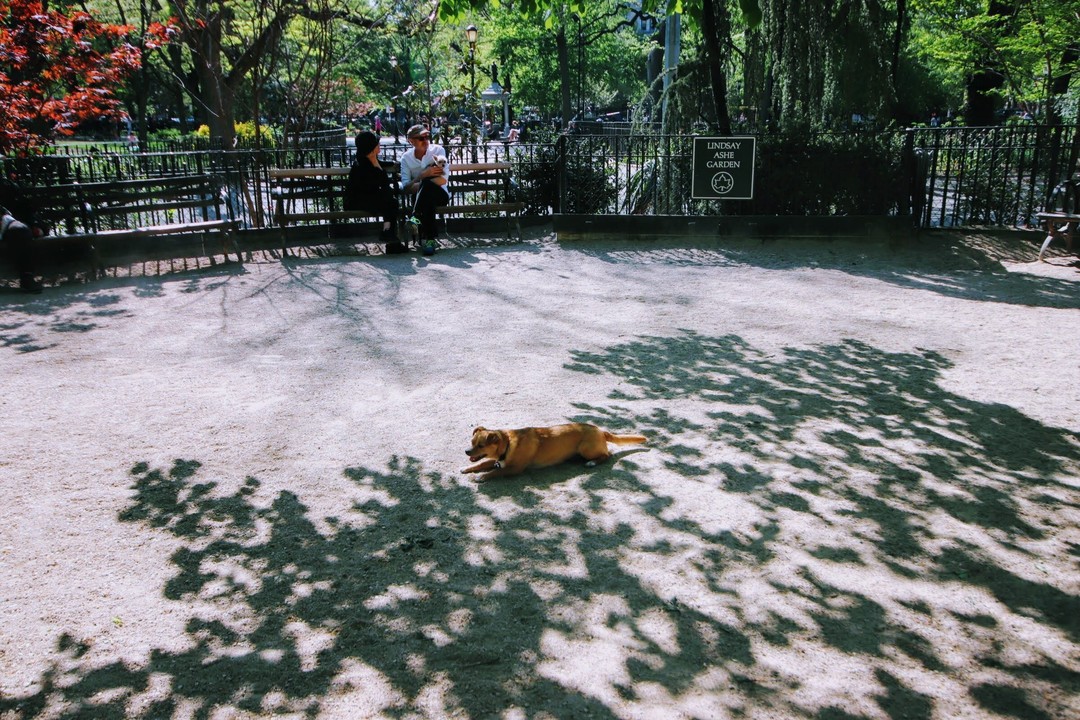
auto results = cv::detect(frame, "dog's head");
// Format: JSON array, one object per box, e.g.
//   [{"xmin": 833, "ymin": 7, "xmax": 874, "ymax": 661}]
[
  {"xmin": 432, "ymin": 154, "xmax": 448, "ymax": 167},
  {"xmin": 467, "ymin": 426, "xmax": 504, "ymax": 462}
]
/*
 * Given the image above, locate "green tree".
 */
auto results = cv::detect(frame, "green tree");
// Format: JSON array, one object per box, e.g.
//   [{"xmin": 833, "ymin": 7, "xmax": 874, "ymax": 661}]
[
  {"xmin": 0, "ymin": 0, "xmax": 171, "ymax": 153},
  {"xmin": 909, "ymin": 0, "xmax": 1080, "ymax": 125},
  {"xmin": 483, "ymin": 2, "xmax": 650, "ymax": 123}
]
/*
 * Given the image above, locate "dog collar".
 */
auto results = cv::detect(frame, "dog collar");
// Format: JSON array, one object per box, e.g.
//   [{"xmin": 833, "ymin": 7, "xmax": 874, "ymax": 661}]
[{"xmin": 496, "ymin": 438, "xmax": 511, "ymax": 468}]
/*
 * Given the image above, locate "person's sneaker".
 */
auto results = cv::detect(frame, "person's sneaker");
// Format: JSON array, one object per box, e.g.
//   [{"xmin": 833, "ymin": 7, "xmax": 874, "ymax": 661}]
[{"xmin": 19, "ymin": 274, "xmax": 43, "ymax": 294}]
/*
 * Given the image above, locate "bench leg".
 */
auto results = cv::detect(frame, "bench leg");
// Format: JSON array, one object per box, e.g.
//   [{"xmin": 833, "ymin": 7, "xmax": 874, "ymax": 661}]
[
  {"xmin": 205, "ymin": 231, "xmax": 239, "ymax": 265},
  {"xmin": 224, "ymin": 230, "xmax": 243, "ymax": 264},
  {"xmin": 437, "ymin": 213, "xmax": 455, "ymax": 243},
  {"xmin": 88, "ymin": 243, "xmax": 103, "ymax": 280},
  {"xmin": 1038, "ymin": 232, "xmax": 1055, "ymax": 261},
  {"xmin": 279, "ymin": 223, "xmax": 290, "ymax": 258}
]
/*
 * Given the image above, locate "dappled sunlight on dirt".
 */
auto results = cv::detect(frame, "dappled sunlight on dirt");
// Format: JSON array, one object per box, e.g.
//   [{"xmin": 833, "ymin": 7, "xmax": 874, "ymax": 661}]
[
  {"xmin": 3, "ymin": 331, "xmax": 1076, "ymax": 719},
  {"xmin": 1, "ymin": 232, "xmax": 1077, "ymax": 719}
]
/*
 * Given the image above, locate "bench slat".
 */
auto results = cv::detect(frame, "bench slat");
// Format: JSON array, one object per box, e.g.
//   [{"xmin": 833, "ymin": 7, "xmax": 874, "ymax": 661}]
[
  {"xmin": 274, "ymin": 211, "xmax": 382, "ymax": 224},
  {"xmin": 449, "ymin": 162, "xmax": 512, "ymax": 172},
  {"xmin": 91, "ymin": 220, "xmax": 238, "ymax": 240},
  {"xmin": 436, "ymin": 203, "xmax": 525, "ymax": 215}
]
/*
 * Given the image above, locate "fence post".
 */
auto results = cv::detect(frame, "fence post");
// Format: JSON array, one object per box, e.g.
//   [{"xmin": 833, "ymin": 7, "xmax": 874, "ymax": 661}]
[
  {"xmin": 555, "ymin": 134, "xmax": 567, "ymax": 214},
  {"xmin": 902, "ymin": 129, "xmax": 914, "ymax": 221}
]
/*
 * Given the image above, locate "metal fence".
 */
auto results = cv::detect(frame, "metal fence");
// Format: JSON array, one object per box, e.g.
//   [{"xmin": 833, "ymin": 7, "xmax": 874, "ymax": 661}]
[
  {"xmin": 551, "ymin": 132, "xmax": 910, "ymax": 218},
  {"xmin": 908, "ymin": 124, "xmax": 1079, "ymax": 228},
  {"xmin": 553, "ymin": 126, "xmax": 1080, "ymax": 229},
  {"xmin": 5, "ymin": 125, "xmax": 1078, "ymax": 232},
  {"xmin": 2, "ymin": 139, "xmax": 547, "ymax": 231}
]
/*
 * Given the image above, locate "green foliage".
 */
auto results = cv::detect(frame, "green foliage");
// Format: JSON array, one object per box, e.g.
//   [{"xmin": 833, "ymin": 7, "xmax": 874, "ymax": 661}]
[
  {"xmin": 909, "ymin": 0, "xmax": 1080, "ymax": 122},
  {"xmin": 749, "ymin": 132, "xmax": 907, "ymax": 215},
  {"xmin": 38, "ymin": 0, "xmax": 1080, "ymax": 153},
  {"xmin": 563, "ymin": 139, "xmax": 618, "ymax": 213},
  {"xmin": 511, "ymin": 144, "xmax": 560, "ymax": 215},
  {"xmin": 234, "ymin": 121, "xmax": 277, "ymax": 146},
  {"xmin": 148, "ymin": 128, "xmax": 185, "ymax": 141},
  {"xmin": 486, "ymin": 1, "xmax": 650, "ymax": 115},
  {"xmin": 512, "ymin": 139, "xmax": 616, "ymax": 214},
  {"xmin": 195, "ymin": 122, "xmax": 276, "ymax": 146}
]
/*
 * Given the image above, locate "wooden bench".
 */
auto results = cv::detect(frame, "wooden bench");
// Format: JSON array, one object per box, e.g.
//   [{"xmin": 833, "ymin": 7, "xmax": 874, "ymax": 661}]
[
  {"xmin": 269, "ymin": 161, "xmax": 524, "ymax": 249},
  {"xmin": 1036, "ymin": 179, "xmax": 1080, "ymax": 261},
  {"xmin": 4, "ymin": 174, "xmax": 240, "ymax": 280},
  {"xmin": 269, "ymin": 165, "xmax": 400, "ymax": 242},
  {"xmin": 269, "ymin": 167, "xmax": 390, "ymax": 225},
  {"xmin": 3, "ymin": 183, "xmax": 97, "ymax": 282},
  {"xmin": 435, "ymin": 162, "xmax": 524, "ymax": 241}
]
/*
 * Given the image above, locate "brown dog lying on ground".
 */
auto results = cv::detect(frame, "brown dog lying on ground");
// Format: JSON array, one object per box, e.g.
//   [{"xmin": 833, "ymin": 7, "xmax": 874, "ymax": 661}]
[{"xmin": 462, "ymin": 423, "xmax": 647, "ymax": 482}]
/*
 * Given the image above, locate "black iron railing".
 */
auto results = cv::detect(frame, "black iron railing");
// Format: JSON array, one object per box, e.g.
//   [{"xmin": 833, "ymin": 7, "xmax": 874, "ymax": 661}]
[
  {"xmin": 907, "ymin": 124, "xmax": 1079, "ymax": 228},
  {"xmin": 5, "ymin": 125, "xmax": 1078, "ymax": 231}
]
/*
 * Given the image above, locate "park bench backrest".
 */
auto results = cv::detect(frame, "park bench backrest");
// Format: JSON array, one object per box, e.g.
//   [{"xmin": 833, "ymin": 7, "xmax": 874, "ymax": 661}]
[
  {"xmin": 74, "ymin": 175, "xmax": 230, "ymax": 232},
  {"xmin": 19, "ymin": 184, "xmax": 93, "ymax": 236},
  {"xmin": 1047, "ymin": 179, "xmax": 1080, "ymax": 215},
  {"xmin": 445, "ymin": 163, "xmax": 517, "ymax": 205},
  {"xmin": 271, "ymin": 163, "xmax": 400, "ymax": 216}
]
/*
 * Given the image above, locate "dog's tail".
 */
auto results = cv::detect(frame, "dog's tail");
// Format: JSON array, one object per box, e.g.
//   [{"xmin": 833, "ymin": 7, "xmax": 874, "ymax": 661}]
[{"xmin": 604, "ymin": 431, "xmax": 647, "ymax": 445}]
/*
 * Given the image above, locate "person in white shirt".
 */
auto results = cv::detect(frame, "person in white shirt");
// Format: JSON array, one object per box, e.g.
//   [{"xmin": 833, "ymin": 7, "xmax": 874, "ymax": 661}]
[{"xmin": 399, "ymin": 124, "xmax": 451, "ymax": 254}]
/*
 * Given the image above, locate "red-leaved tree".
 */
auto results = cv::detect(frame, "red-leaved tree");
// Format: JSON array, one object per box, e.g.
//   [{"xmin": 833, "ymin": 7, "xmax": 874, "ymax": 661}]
[{"xmin": 0, "ymin": 0, "xmax": 173, "ymax": 154}]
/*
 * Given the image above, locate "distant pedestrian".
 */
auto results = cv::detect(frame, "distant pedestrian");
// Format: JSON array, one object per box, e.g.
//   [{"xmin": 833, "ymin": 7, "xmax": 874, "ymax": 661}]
[{"xmin": 374, "ymin": 115, "xmax": 383, "ymax": 134}]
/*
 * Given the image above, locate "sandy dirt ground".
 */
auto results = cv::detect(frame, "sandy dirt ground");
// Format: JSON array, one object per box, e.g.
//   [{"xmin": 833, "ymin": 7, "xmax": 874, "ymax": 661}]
[{"xmin": 0, "ymin": 227, "xmax": 1078, "ymax": 720}]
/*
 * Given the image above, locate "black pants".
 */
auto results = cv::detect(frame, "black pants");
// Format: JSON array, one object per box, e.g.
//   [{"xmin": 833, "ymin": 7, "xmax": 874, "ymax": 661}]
[
  {"xmin": 408, "ymin": 180, "xmax": 450, "ymax": 240},
  {"xmin": 357, "ymin": 191, "xmax": 399, "ymax": 231}
]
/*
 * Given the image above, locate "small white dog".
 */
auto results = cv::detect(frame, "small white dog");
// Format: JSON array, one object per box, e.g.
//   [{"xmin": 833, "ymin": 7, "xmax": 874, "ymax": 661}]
[{"xmin": 427, "ymin": 154, "xmax": 448, "ymax": 186}]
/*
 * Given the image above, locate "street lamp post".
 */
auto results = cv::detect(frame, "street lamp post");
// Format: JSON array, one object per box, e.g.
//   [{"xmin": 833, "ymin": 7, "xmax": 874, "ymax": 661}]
[
  {"xmin": 465, "ymin": 25, "xmax": 478, "ymax": 101},
  {"xmin": 465, "ymin": 24, "xmax": 478, "ymax": 160}
]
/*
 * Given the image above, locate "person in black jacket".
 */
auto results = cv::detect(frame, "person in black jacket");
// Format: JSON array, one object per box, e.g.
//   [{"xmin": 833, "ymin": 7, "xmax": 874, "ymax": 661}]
[
  {"xmin": 0, "ymin": 178, "xmax": 44, "ymax": 293},
  {"xmin": 345, "ymin": 131, "xmax": 399, "ymax": 246}
]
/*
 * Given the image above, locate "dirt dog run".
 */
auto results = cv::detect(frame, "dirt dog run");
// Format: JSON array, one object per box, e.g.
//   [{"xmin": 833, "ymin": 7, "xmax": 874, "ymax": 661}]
[{"xmin": 1, "ymin": 228, "xmax": 1078, "ymax": 719}]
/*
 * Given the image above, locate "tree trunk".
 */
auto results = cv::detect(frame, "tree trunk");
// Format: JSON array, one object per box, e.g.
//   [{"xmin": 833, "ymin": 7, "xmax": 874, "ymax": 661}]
[
  {"xmin": 557, "ymin": 24, "xmax": 572, "ymax": 127},
  {"xmin": 186, "ymin": 10, "xmax": 235, "ymax": 146},
  {"xmin": 964, "ymin": 0, "xmax": 1014, "ymax": 126},
  {"xmin": 701, "ymin": 0, "xmax": 732, "ymax": 134},
  {"xmin": 1048, "ymin": 42, "xmax": 1080, "ymax": 127}
]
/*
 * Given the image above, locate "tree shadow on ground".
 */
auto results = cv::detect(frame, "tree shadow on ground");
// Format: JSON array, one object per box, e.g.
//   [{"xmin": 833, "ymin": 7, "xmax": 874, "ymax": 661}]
[
  {"xmin": 0, "ymin": 266, "xmax": 244, "ymax": 354},
  {"xmin": 571, "ymin": 234, "xmax": 1080, "ymax": 309},
  {"xmin": 2, "ymin": 331, "xmax": 1078, "ymax": 719},
  {"xmin": 566, "ymin": 330, "xmax": 1079, "ymax": 718}
]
